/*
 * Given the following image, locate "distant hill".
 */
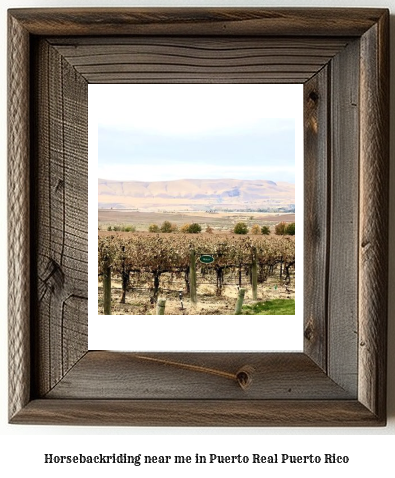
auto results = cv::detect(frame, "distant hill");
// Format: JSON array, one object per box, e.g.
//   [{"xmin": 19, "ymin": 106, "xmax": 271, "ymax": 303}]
[{"xmin": 98, "ymin": 178, "xmax": 295, "ymax": 212}]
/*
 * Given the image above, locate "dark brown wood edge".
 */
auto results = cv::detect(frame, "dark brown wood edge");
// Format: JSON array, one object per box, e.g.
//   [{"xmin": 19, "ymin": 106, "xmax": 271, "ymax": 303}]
[
  {"xmin": 11, "ymin": 399, "xmax": 384, "ymax": 427},
  {"xmin": 358, "ymin": 11, "xmax": 389, "ymax": 419},
  {"xmin": 7, "ymin": 7, "xmax": 387, "ymax": 37},
  {"xmin": 8, "ymin": 11, "xmax": 31, "ymax": 423},
  {"xmin": 8, "ymin": 8, "xmax": 389, "ymax": 426}
]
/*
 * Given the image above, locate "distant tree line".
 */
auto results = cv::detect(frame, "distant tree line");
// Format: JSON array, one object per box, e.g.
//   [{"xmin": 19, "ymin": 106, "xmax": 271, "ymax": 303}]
[
  {"xmin": 107, "ymin": 225, "xmax": 136, "ymax": 232},
  {"xmin": 233, "ymin": 221, "xmax": 295, "ymax": 236},
  {"xmin": 104, "ymin": 220, "xmax": 295, "ymax": 235},
  {"xmin": 274, "ymin": 221, "xmax": 295, "ymax": 236}
]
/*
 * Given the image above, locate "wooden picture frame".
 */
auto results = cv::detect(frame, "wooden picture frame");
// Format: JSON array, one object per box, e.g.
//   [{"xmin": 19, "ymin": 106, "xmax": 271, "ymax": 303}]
[{"xmin": 8, "ymin": 8, "xmax": 389, "ymax": 426}]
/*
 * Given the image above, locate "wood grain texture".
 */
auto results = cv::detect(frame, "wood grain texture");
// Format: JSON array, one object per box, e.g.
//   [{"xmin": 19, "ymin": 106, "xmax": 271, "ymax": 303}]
[
  {"xmin": 8, "ymin": 8, "xmax": 387, "ymax": 37},
  {"xmin": 46, "ymin": 352, "xmax": 353, "ymax": 400},
  {"xmin": 359, "ymin": 12, "xmax": 389, "ymax": 420},
  {"xmin": 49, "ymin": 37, "xmax": 350, "ymax": 84},
  {"xmin": 31, "ymin": 39, "xmax": 88, "ymax": 397},
  {"xmin": 11, "ymin": 399, "xmax": 384, "ymax": 427},
  {"xmin": 7, "ymin": 8, "xmax": 389, "ymax": 426},
  {"xmin": 8, "ymin": 13, "xmax": 31, "ymax": 421},
  {"xmin": 327, "ymin": 40, "xmax": 360, "ymax": 396},
  {"xmin": 303, "ymin": 67, "xmax": 329, "ymax": 371}
]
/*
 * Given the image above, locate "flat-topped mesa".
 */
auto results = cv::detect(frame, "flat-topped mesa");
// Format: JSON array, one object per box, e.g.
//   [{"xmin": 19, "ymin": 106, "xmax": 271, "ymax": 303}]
[{"xmin": 98, "ymin": 177, "xmax": 295, "ymax": 212}]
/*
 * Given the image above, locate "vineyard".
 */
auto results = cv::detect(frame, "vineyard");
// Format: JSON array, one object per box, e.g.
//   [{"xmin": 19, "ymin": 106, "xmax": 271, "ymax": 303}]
[{"xmin": 98, "ymin": 232, "xmax": 295, "ymax": 315}]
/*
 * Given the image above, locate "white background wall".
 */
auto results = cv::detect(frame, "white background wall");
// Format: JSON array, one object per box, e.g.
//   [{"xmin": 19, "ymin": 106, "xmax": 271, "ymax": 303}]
[{"xmin": 1, "ymin": 0, "xmax": 394, "ymax": 476}]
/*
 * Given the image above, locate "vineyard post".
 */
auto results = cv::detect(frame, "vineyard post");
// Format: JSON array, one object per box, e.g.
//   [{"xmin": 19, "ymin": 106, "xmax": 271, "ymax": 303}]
[
  {"xmin": 252, "ymin": 247, "xmax": 258, "ymax": 300},
  {"xmin": 156, "ymin": 298, "xmax": 166, "ymax": 315},
  {"xmin": 153, "ymin": 271, "xmax": 161, "ymax": 303},
  {"xmin": 189, "ymin": 249, "xmax": 197, "ymax": 304},
  {"xmin": 234, "ymin": 288, "xmax": 246, "ymax": 315},
  {"xmin": 103, "ymin": 263, "xmax": 112, "ymax": 315},
  {"xmin": 120, "ymin": 245, "xmax": 129, "ymax": 304}
]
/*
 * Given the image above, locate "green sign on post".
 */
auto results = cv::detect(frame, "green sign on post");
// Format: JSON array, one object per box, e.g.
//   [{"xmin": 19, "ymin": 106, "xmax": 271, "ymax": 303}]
[{"xmin": 199, "ymin": 254, "xmax": 214, "ymax": 264}]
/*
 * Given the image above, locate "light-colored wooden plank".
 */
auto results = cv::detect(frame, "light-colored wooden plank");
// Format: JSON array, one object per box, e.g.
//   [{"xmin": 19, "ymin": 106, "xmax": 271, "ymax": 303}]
[{"xmin": 327, "ymin": 39, "xmax": 360, "ymax": 395}]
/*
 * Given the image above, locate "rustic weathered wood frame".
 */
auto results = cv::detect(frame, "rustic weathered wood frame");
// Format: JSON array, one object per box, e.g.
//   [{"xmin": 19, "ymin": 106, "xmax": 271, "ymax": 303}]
[{"xmin": 8, "ymin": 8, "xmax": 389, "ymax": 426}]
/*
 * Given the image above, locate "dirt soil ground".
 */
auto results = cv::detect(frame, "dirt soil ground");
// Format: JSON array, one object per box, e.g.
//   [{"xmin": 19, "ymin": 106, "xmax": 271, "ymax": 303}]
[
  {"xmin": 98, "ymin": 275, "xmax": 295, "ymax": 315},
  {"xmin": 99, "ymin": 210, "xmax": 295, "ymax": 233}
]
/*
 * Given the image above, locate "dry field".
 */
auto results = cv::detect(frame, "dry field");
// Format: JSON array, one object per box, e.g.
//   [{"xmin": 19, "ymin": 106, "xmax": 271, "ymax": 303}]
[
  {"xmin": 98, "ymin": 274, "xmax": 295, "ymax": 316},
  {"xmin": 98, "ymin": 209, "xmax": 295, "ymax": 233}
]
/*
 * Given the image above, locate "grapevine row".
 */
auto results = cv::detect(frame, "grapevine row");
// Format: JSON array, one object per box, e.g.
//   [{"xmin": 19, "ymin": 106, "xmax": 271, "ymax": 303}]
[{"xmin": 98, "ymin": 233, "xmax": 295, "ymax": 310}]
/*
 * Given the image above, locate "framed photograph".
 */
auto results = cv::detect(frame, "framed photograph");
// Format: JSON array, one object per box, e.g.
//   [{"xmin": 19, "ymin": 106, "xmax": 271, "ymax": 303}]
[
  {"xmin": 89, "ymin": 82, "xmax": 303, "ymax": 352},
  {"xmin": 8, "ymin": 8, "xmax": 389, "ymax": 426}
]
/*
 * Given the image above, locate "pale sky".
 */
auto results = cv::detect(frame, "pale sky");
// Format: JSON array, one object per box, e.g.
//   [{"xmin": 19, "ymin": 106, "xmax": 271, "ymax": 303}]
[{"xmin": 89, "ymin": 84, "xmax": 302, "ymax": 183}]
